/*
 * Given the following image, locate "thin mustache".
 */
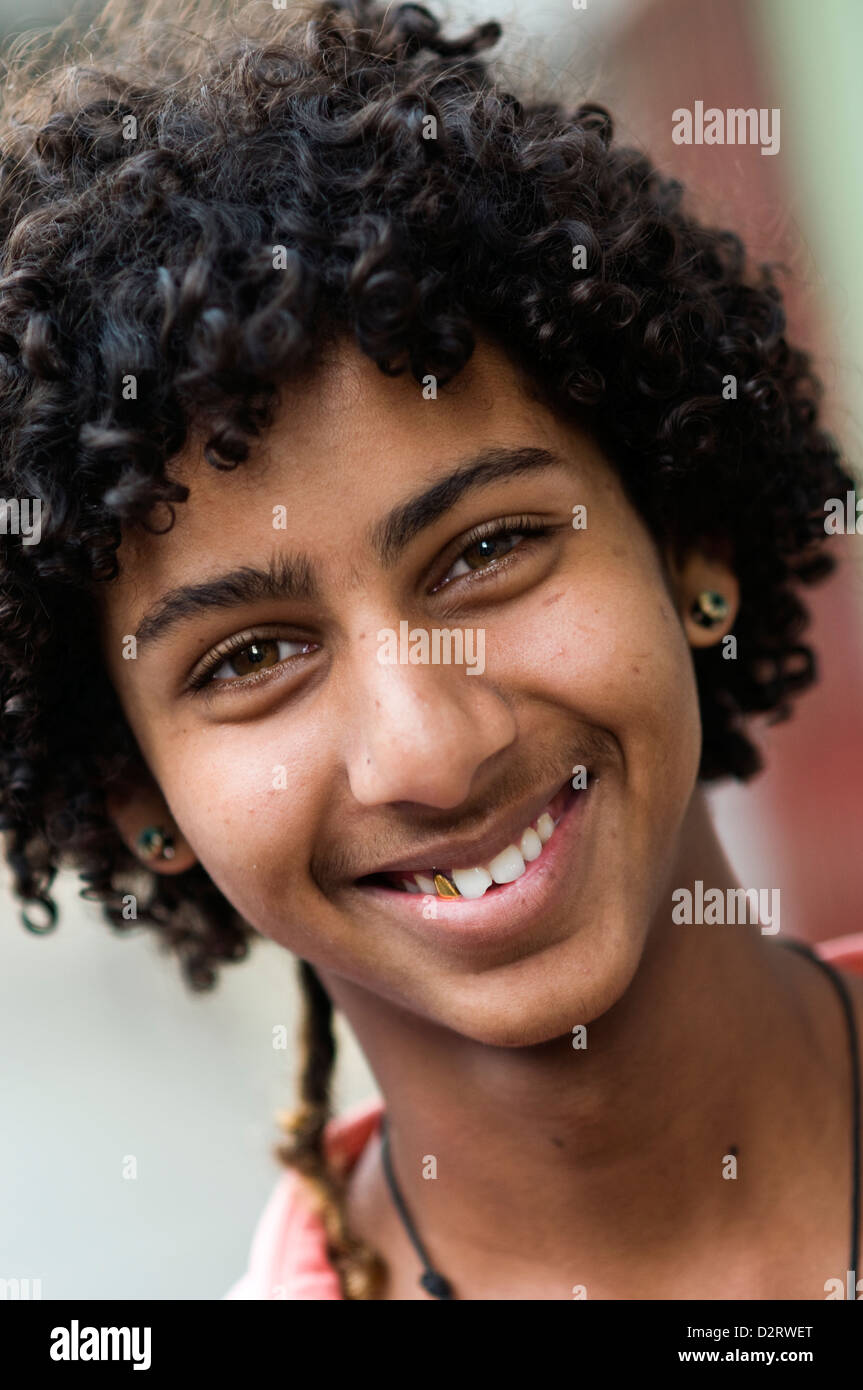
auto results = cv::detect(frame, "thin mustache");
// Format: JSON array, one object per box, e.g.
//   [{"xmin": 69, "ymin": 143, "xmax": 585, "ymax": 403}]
[{"xmin": 312, "ymin": 728, "xmax": 615, "ymax": 890}]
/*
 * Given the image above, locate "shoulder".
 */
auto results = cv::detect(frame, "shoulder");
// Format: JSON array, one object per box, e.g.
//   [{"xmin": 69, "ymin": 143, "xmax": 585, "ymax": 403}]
[{"xmin": 222, "ymin": 1094, "xmax": 384, "ymax": 1301}]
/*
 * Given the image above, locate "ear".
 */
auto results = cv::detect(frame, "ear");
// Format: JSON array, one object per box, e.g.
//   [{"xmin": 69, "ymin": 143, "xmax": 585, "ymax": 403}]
[
  {"xmin": 105, "ymin": 773, "xmax": 197, "ymax": 876},
  {"xmin": 664, "ymin": 544, "xmax": 740, "ymax": 650}
]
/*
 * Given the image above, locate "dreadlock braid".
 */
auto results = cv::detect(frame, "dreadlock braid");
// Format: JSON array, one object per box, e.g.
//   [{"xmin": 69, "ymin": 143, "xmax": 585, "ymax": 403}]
[{"xmin": 274, "ymin": 958, "xmax": 387, "ymax": 1300}]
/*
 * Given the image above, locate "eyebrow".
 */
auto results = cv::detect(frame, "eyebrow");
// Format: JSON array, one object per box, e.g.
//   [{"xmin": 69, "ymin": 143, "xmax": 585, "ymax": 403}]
[
  {"xmin": 133, "ymin": 444, "xmax": 563, "ymax": 652},
  {"xmin": 134, "ymin": 554, "xmax": 317, "ymax": 652},
  {"xmin": 369, "ymin": 445, "xmax": 562, "ymax": 564}
]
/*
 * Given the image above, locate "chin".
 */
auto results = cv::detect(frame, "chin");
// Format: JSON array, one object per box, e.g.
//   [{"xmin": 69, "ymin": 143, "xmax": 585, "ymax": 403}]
[{"xmin": 427, "ymin": 925, "xmax": 646, "ymax": 1049}]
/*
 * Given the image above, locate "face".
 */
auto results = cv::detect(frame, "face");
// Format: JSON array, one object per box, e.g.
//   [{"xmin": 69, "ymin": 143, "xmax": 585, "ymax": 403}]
[{"xmin": 99, "ymin": 335, "xmax": 732, "ymax": 1047}]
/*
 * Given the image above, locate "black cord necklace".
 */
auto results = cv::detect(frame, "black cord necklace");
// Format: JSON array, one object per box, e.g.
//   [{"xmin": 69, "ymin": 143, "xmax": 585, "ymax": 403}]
[
  {"xmin": 378, "ymin": 1111, "xmax": 453, "ymax": 1299},
  {"xmin": 378, "ymin": 937, "xmax": 861, "ymax": 1300},
  {"xmin": 781, "ymin": 938, "xmax": 861, "ymax": 1277}
]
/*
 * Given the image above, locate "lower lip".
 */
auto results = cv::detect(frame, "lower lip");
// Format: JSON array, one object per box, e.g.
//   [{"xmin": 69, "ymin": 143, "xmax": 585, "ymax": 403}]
[{"xmin": 349, "ymin": 781, "xmax": 594, "ymax": 954}]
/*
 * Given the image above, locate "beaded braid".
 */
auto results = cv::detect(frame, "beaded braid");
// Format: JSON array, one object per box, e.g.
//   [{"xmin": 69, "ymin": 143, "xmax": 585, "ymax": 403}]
[{"xmin": 274, "ymin": 959, "xmax": 387, "ymax": 1299}]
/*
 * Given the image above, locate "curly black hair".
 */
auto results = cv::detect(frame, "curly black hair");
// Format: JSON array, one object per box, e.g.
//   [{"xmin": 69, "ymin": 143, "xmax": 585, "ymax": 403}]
[{"xmin": 0, "ymin": 0, "xmax": 853, "ymax": 1296}]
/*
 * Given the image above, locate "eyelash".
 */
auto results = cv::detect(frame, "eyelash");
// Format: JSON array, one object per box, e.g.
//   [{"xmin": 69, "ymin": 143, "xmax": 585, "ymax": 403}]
[
  {"xmin": 430, "ymin": 515, "xmax": 551, "ymax": 592},
  {"xmin": 188, "ymin": 516, "xmax": 553, "ymax": 693},
  {"xmin": 187, "ymin": 630, "xmax": 315, "ymax": 692}
]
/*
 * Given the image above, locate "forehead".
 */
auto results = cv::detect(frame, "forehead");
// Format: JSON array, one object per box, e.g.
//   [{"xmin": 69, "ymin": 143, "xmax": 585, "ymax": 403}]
[{"xmin": 108, "ymin": 336, "xmax": 569, "ymax": 587}]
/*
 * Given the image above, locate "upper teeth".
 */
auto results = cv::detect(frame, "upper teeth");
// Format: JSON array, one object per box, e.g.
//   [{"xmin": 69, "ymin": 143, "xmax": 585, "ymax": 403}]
[{"xmin": 401, "ymin": 810, "xmax": 558, "ymax": 900}]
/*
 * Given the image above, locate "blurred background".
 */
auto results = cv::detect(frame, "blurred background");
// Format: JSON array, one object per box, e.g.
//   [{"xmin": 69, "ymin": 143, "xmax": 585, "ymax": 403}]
[{"xmin": 1, "ymin": 0, "xmax": 861, "ymax": 1298}]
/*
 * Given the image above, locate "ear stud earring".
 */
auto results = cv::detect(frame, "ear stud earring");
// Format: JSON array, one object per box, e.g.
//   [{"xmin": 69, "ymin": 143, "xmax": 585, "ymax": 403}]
[
  {"xmin": 691, "ymin": 590, "xmax": 728, "ymax": 628},
  {"xmin": 136, "ymin": 825, "xmax": 176, "ymax": 863}
]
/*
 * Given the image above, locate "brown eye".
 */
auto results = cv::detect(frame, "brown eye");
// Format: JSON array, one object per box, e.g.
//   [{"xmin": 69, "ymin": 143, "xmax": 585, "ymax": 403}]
[
  {"xmin": 224, "ymin": 639, "xmax": 282, "ymax": 677},
  {"xmin": 206, "ymin": 636, "xmax": 312, "ymax": 684},
  {"xmin": 445, "ymin": 530, "xmax": 526, "ymax": 580}
]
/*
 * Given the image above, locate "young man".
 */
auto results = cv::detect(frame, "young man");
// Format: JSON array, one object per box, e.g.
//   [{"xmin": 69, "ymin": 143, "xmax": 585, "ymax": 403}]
[{"xmin": 0, "ymin": 0, "xmax": 859, "ymax": 1299}]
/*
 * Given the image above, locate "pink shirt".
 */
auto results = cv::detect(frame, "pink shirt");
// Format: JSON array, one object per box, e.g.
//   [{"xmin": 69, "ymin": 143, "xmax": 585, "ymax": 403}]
[{"xmin": 223, "ymin": 934, "xmax": 863, "ymax": 1300}]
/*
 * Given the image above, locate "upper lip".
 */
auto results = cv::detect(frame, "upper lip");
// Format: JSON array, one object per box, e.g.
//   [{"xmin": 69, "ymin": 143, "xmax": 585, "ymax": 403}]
[{"xmin": 355, "ymin": 775, "xmax": 574, "ymax": 880}]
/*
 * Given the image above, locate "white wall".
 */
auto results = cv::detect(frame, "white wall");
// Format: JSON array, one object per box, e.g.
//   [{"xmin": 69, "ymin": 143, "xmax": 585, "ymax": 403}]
[{"xmin": 0, "ymin": 870, "xmax": 376, "ymax": 1299}]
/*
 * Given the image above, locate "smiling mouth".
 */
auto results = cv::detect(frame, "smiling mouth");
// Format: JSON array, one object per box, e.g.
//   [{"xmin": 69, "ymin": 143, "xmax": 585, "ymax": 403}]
[{"xmin": 357, "ymin": 776, "xmax": 589, "ymax": 901}]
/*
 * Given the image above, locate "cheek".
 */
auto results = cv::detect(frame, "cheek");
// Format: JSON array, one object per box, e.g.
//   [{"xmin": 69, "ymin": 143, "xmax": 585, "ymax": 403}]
[
  {"xmin": 149, "ymin": 727, "xmax": 323, "ymax": 922},
  {"xmin": 488, "ymin": 563, "xmax": 702, "ymax": 791}
]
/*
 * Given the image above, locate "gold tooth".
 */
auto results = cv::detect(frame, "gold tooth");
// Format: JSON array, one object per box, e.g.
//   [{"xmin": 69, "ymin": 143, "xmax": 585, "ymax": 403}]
[{"xmin": 433, "ymin": 871, "xmax": 460, "ymax": 898}]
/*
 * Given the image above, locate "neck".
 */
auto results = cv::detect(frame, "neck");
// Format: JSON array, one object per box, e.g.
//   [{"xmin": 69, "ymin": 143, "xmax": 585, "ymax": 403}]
[{"xmin": 316, "ymin": 791, "xmax": 824, "ymax": 1294}]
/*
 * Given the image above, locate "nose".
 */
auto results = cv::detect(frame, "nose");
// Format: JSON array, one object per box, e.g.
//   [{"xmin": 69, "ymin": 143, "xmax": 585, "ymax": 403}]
[{"xmin": 343, "ymin": 642, "xmax": 517, "ymax": 809}]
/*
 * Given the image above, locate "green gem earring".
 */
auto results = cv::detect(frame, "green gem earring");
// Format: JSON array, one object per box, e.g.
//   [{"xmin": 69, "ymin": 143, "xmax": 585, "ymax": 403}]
[
  {"xmin": 136, "ymin": 826, "xmax": 176, "ymax": 863},
  {"xmin": 691, "ymin": 590, "xmax": 728, "ymax": 628}
]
